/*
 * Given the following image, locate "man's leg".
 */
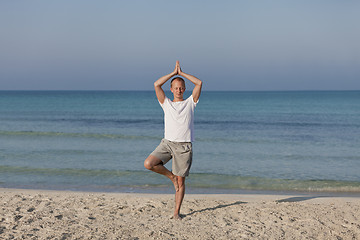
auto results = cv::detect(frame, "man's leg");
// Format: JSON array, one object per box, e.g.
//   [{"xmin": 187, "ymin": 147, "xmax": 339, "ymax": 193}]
[
  {"xmin": 144, "ymin": 155, "xmax": 179, "ymax": 192},
  {"xmin": 174, "ymin": 176, "xmax": 185, "ymax": 219}
]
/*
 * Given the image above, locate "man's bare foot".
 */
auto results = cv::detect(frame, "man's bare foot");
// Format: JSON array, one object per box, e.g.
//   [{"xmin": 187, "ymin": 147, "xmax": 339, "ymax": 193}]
[
  {"xmin": 171, "ymin": 175, "xmax": 179, "ymax": 192},
  {"xmin": 171, "ymin": 214, "xmax": 182, "ymax": 220}
]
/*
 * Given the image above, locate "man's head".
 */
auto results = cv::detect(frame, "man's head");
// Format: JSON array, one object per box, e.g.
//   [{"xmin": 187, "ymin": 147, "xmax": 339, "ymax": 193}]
[
  {"xmin": 171, "ymin": 77, "xmax": 185, "ymax": 88},
  {"xmin": 170, "ymin": 77, "xmax": 186, "ymax": 101}
]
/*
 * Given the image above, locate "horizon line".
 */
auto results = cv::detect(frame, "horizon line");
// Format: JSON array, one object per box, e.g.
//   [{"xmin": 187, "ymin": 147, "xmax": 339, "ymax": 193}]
[{"xmin": 0, "ymin": 89, "xmax": 359, "ymax": 92}]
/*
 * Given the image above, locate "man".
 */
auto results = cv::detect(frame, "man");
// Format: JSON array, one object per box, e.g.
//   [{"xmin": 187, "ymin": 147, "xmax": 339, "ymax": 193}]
[{"xmin": 144, "ymin": 60, "xmax": 202, "ymax": 220}]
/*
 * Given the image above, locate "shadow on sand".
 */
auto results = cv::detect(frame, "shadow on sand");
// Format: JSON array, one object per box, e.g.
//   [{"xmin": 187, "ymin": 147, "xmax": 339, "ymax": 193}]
[
  {"xmin": 185, "ymin": 200, "xmax": 247, "ymax": 217},
  {"xmin": 275, "ymin": 196, "xmax": 330, "ymax": 203},
  {"xmin": 184, "ymin": 195, "xmax": 336, "ymax": 218}
]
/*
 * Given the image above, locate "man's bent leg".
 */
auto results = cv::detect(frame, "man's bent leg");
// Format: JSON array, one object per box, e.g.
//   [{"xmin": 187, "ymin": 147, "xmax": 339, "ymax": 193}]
[
  {"xmin": 144, "ymin": 155, "xmax": 179, "ymax": 192},
  {"xmin": 174, "ymin": 176, "xmax": 185, "ymax": 219}
]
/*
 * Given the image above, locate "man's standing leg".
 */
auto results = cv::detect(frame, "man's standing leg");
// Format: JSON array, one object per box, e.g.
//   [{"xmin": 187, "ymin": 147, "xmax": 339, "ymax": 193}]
[{"xmin": 174, "ymin": 176, "xmax": 185, "ymax": 219}]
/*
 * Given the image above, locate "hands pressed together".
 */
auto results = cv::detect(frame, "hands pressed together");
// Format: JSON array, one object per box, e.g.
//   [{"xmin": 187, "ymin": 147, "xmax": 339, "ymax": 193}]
[{"xmin": 173, "ymin": 60, "xmax": 183, "ymax": 76}]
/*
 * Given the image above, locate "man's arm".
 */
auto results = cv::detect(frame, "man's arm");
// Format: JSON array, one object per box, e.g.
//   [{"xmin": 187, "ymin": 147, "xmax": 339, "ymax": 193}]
[
  {"xmin": 154, "ymin": 61, "xmax": 179, "ymax": 104},
  {"xmin": 178, "ymin": 66, "xmax": 202, "ymax": 103}
]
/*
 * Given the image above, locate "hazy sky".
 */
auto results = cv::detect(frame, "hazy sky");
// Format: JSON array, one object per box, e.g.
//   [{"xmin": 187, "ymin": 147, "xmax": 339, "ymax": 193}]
[{"xmin": 1, "ymin": 1, "xmax": 359, "ymax": 91}]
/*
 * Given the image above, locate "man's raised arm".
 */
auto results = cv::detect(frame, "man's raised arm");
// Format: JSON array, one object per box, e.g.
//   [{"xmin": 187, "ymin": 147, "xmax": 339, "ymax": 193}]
[
  {"xmin": 178, "ymin": 65, "xmax": 202, "ymax": 103},
  {"xmin": 154, "ymin": 61, "xmax": 179, "ymax": 104}
]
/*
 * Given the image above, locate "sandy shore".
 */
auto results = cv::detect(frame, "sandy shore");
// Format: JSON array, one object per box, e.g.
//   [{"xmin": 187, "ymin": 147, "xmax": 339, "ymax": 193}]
[{"xmin": 1, "ymin": 188, "xmax": 359, "ymax": 239}]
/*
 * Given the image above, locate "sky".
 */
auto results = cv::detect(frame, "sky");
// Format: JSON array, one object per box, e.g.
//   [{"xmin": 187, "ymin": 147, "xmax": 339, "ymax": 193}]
[{"xmin": 1, "ymin": 1, "xmax": 359, "ymax": 91}]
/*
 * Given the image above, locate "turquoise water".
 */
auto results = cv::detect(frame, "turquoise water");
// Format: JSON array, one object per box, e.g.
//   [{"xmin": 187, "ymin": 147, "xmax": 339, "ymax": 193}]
[{"xmin": 0, "ymin": 91, "xmax": 359, "ymax": 193}]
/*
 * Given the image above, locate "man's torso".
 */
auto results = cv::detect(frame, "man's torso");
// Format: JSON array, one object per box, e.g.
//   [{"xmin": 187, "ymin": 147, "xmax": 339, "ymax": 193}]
[{"xmin": 160, "ymin": 95, "xmax": 197, "ymax": 142}]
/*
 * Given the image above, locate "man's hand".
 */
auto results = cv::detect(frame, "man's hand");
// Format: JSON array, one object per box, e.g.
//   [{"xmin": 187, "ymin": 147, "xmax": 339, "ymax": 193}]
[
  {"xmin": 175, "ymin": 60, "xmax": 181, "ymax": 75},
  {"xmin": 177, "ymin": 61, "xmax": 182, "ymax": 75}
]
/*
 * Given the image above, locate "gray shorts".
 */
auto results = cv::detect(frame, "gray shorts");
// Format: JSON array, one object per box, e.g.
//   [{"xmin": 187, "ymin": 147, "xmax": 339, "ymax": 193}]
[{"xmin": 150, "ymin": 139, "xmax": 193, "ymax": 177}]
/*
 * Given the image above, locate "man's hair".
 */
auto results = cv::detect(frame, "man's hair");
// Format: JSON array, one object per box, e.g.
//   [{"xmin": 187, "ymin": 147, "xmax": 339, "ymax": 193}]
[{"xmin": 170, "ymin": 77, "xmax": 185, "ymax": 88}]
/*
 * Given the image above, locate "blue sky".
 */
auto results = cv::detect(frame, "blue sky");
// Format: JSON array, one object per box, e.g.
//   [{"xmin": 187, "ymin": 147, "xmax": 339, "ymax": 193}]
[{"xmin": 1, "ymin": 1, "xmax": 359, "ymax": 91}]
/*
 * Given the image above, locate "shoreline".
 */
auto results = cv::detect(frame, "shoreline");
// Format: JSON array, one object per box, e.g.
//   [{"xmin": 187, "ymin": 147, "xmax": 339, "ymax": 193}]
[
  {"xmin": 2, "ymin": 187, "xmax": 360, "ymax": 203},
  {"xmin": 2, "ymin": 187, "xmax": 360, "ymax": 202},
  {"xmin": 1, "ymin": 187, "xmax": 359, "ymax": 239},
  {"xmin": 2, "ymin": 185, "xmax": 360, "ymax": 198}
]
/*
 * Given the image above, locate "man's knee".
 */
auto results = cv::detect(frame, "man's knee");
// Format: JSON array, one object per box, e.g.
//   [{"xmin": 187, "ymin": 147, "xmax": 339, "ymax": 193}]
[
  {"xmin": 177, "ymin": 176, "xmax": 186, "ymax": 188},
  {"xmin": 144, "ymin": 158, "xmax": 153, "ymax": 170},
  {"xmin": 144, "ymin": 155, "xmax": 162, "ymax": 170}
]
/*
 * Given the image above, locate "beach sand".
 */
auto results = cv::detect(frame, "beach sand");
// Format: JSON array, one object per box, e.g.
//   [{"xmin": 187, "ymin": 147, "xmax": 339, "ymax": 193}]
[{"xmin": 1, "ymin": 188, "xmax": 359, "ymax": 239}]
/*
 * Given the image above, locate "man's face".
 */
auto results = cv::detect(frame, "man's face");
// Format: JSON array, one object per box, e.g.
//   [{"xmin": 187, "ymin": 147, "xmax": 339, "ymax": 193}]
[{"xmin": 170, "ymin": 80, "xmax": 186, "ymax": 99}]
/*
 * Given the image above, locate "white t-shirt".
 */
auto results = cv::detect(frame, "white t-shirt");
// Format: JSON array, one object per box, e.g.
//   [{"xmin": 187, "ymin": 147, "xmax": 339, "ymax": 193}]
[{"xmin": 160, "ymin": 95, "xmax": 198, "ymax": 142}]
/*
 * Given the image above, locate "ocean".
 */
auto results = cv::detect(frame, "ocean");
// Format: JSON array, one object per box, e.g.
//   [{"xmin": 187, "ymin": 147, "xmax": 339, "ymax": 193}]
[{"xmin": 0, "ymin": 90, "xmax": 359, "ymax": 194}]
